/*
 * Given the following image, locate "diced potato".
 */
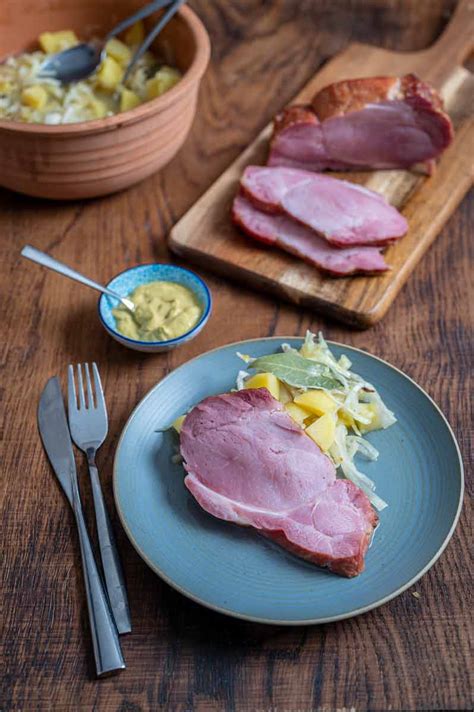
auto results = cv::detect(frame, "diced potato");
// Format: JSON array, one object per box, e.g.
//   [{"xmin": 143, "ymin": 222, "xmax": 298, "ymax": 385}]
[
  {"xmin": 0, "ymin": 79, "xmax": 13, "ymax": 95},
  {"xmin": 105, "ymin": 38, "xmax": 132, "ymax": 67},
  {"xmin": 338, "ymin": 409, "xmax": 355, "ymax": 429},
  {"xmin": 120, "ymin": 87, "xmax": 141, "ymax": 112},
  {"xmin": 357, "ymin": 403, "xmax": 380, "ymax": 432},
  {"xmin": 172, "ymin": 415, "xmax": 186, "ymax": 433},
  {"xmin": 284, "ymin": 402, "xmax": 311, "ymax": 426},
  {"xmin": 21, "ymin": 85, "xmax": 48, "ymax": 110},
  {"xmin": 124, "ymin": 20, "xmax": 145, "ymax": 47},
  {"xmin": 305, "ymin": 414, "xmax": 336, "ymax": 452},
  {"xmin": 277, "ymin": 382, "xmax": 293, "ymax": 405},
  {"xmin": 244, "ymin": 372, "xmax": 280, "ymax": 400},
  {"xmin": 88, "ymin": 98, "xmax": 107, "ymax": 118},
  {"xmin": 96, "ymin": 56, "xmax": 124, "ymax": 92},
  {"xmin": 39, "ymin": 30, "xmax": 79, "ymax": 54},
  {"xmin": 146, "ymin": 66, "xmax": 181, "ymax": 99},
  {"xmin": 294, "ymin": 390, "xmax": 337, "ymax": 416}
]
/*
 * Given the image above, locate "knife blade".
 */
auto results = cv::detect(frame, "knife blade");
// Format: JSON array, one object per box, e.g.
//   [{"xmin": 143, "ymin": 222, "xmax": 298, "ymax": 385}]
[
  {"xmin": 38, "ymin": 376, "xmax": 75, "ymax": 504},
  {"xmin": 37, "ymin": 376, "xmax": 125, "ymax": 676}
]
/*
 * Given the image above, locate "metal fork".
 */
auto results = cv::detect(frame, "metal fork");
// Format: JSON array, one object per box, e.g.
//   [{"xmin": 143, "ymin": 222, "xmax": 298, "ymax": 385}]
[{"xmin": 68, "ymin": 363, "xmax": 131, "ymax": 634}]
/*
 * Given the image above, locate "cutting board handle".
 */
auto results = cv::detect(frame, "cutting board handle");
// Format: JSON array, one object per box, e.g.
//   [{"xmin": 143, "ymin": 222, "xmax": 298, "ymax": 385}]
[{"xmin": 427, "ymin": 0, "xmax": 474, "ymax": 66}]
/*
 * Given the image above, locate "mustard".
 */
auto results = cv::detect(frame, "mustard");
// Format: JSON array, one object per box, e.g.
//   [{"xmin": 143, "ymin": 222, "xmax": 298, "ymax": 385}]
[{"xmin": 112, "ymin": 281, "xmax": 202, "ymax": 342}]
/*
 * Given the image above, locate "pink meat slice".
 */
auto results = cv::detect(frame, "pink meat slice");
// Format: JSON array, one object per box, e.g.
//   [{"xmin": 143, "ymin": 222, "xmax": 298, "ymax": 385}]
[
  {"xmin": 268, "ymin": 74, "xmax": 453, "ymax": 173},
  {"xmin": 180, "ymin": 388, "xmax": 378, "ymax": 577},
  {"xmin": 232, "ymin": 193, "xmax": 389, "ymax": 276},
  {"xmin": 241, "ymin": 165, "xmax": 408, "ymax": 248}
]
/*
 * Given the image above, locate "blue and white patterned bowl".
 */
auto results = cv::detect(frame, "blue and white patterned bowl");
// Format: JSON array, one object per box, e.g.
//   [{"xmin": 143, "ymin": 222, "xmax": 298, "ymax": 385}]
[{"xmin": 98, "ymin": 263, "xmax": 212, "ymax": 353}]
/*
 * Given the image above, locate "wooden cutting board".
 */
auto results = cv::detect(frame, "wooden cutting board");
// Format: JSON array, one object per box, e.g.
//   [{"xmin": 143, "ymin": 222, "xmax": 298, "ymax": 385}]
[{"xmin": 170, "ymin": 0, "xmax": 474, "ymax": 327}]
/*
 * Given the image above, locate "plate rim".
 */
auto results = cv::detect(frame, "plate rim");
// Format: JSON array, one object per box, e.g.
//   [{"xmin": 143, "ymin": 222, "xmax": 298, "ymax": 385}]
[{"xmin": 113, "ymin": 337, "xmax": 464, "ymax": 625}]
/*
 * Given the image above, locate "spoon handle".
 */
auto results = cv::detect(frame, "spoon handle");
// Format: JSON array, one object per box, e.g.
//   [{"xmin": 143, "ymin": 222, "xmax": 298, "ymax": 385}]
[
  {"xmin": 123, "ymin": 0, "xmax": 187, "ymax": 84},
  {"xmin": 21, "ymin": 245, "xmax": 127, "ymax": 305},
  {"xmin": 106, "ymin": 0, "xmax": 174, "ymax": 41}
]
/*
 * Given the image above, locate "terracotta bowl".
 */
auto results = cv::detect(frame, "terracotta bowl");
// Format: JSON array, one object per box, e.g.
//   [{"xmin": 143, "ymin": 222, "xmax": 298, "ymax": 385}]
[{"xmin": 0, "ymin": 1, "xmax": 210, "ymax": 199}]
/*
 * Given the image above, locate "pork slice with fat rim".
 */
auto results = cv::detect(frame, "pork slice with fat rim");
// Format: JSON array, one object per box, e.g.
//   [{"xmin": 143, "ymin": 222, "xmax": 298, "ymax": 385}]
[
  {"xmin": 241, "ymin": 165, "xmax": 408, "ymax": 248},
  {"xmin": 180, "ymin": 388, "xmax": 378, "ymax": 577},
  {"xmin": 232, "ymin": 193, "xmax": 389, "ymax": 276}
]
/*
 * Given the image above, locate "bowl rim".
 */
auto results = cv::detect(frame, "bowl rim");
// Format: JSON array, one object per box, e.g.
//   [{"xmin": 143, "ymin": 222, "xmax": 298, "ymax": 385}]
[
  {"xmin": 0, "ymin": 4, "xmax": 210, "ymax": 135},
  {"xmin": 97, "ymin": 262, "xmax": 212, "ymax": 347}
]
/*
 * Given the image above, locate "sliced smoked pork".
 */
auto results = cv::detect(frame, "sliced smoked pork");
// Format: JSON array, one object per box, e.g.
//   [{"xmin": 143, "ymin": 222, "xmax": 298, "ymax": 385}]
[
  {"xmin": 180, "ymin": 388, "xmax": 378, "ymax": 577},
  {"xmin": 232, "ymin": 193, "xmax": 389, "ymax": 276},
  {"xmin": 268, "ymin": 74, "xmax": 453, "ymax": 173},
  {"xmin": 241, "ymin": 165, "xmax": 408, "ymax": 248}
]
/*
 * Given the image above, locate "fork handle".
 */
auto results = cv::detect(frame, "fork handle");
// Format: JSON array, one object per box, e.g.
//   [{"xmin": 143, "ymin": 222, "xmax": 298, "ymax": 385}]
[
  {"xmin": 106, "ymin": 0, "xmax": 174, "ymax": 41},
  {"xmin": 71, "ymin": 479, "xmax": 125, "ymax": 676},
  {"xmin": 88, "ymin": 457, "xmax": 132, "ymax": 634},
  {"xmin": 123, "ymin": 0, "xmax": 187, "ymax": 84}
]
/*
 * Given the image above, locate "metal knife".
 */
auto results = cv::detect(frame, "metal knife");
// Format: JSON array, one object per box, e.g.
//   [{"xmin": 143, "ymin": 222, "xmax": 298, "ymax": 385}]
[{"xmin": 38, "ymin": 377, "xmax": 125, "ymax": 677}]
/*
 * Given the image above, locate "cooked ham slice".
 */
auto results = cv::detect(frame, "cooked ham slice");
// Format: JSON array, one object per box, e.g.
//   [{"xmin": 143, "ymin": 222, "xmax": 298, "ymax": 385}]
[
  {"xmin": 241, "ymin": 165, "xmax": 408, "ymax": 248},
  {"xmin": 232, "ymin": 193, "xmax": 389, "ymax": 276},
  {"xmin": 180, "ymin": 388, "xmax": 378, "ymax": 577},
  {"xmin": 268, "ymin": 74, "xmax": 453, "ymax": 173}
]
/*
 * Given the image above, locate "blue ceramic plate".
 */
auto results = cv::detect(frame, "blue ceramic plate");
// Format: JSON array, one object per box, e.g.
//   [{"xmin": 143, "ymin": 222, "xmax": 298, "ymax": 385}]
[{"xmin": 114, "ymin": 338, "xmax": 463, "ymax": 624}]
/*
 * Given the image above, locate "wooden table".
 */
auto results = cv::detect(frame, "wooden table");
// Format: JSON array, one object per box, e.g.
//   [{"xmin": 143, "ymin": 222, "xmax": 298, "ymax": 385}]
[{"xmin": 2, "ymin": 1, "xmax": 472, "ymax": 709}]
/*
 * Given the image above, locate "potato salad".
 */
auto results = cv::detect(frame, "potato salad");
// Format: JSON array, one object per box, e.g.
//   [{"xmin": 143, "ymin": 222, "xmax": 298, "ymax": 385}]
[{"xmin": 0, "ymin": 22, "xmax": 181, "ymax": 124}]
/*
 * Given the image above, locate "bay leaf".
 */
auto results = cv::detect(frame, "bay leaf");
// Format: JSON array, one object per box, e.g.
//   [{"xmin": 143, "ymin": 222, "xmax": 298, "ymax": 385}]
[{"xmin": 250, "ymin": 352, "xmax": 342, "ymax": 390}]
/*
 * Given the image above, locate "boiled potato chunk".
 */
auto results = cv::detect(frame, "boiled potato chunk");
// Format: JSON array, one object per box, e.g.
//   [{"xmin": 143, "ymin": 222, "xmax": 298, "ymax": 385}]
[
  {"xmin": 96, "ymin": 56, "xmax": 124, "ymax": 92},
  {"xmin": 338, "ymin": 409, "xmax": 355, "ymax": 429},
  {"xmin": 244, "ymin": 372, "xmax": 280, "ymax": 400},
  {"xmin": 277, "ymin": 382, "xmax": 293, "ymax": 404},
  {"xmin": 357, "ymin": 403, "xmax": 380, "ymax": 432},
  {"xmin": 21, "ymin": 85, "xmax": 48, "ymax": 110},
  {"xmin": 305, "ymin": 413, "xmax": 336, "ymax": 452},
  {"xmin": 88, "ymin": 98, "xmax": 107, "ymax": 118},
  {"xmin": 120, "ymin": 87, "xmax": 141, "ymax": 112},
  {"xmin": 146, "ymin": 66, "xmax": 181, "ymax": 99},
  {"xmin": 294, "ymin": 390, "xmax": 337, "ymax": 416},
  {"xmin": 124, "ymin": 20, "xmax": 145, "ymax": 47},
  {"xmin": 106, "ymin": 38, "xmax": 132, "ymax": 67},
  {"xmin": 172, "ymin": 415, "xmax": 186, "ymax": 433},
  {"xmin": 284, "ymin": 402, "xmax": 311, "ymax": 426},
  {"xmin": 39, "ymin": 30, "xmax": 78, "ymax": 54},
  {"xmin": 0, "ymin": 79, "xmax": 13, "ymax": 95}
]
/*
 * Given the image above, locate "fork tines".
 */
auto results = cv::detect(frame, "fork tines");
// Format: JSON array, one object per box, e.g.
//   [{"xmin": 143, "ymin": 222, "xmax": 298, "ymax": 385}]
[{"xmin": 68, "ymin": 363, "xmax": 105, "ymax": 413}]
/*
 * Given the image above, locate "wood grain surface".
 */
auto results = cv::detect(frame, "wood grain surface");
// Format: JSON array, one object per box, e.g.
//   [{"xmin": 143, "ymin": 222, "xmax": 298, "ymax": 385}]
[
  {"xmin": 1, "ymin": 1, "xmax": 472, "ymax": 710},
  {"xmin": 170, "ymin": 0, "xmax": 474, "ymax": 327}
]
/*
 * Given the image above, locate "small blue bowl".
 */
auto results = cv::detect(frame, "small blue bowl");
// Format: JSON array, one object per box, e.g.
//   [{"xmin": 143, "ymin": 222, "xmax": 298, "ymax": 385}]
[{"xmin": 98, "ymin": 264, "xmax": 212, "ymax": 353}]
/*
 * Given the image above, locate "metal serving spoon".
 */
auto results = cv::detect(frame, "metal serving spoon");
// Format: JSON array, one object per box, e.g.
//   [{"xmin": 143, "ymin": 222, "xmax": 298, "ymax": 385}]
[
  {"xmin": 21, "ymin": 245, "xmax": 136, "ymax": 313},
  {"xmin": 38, "ymin": 0, "xmax": 185, "ymax": 84}
]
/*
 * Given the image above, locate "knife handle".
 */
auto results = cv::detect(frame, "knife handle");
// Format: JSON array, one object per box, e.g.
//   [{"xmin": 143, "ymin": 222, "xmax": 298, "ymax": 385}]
[
  {"xmin": 88, "ymin": 459, "xmax": 132, "ymax": 634},
  {"xmin": 71, "ymin": 480, "xmax": 126, "ymax": 677}
]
